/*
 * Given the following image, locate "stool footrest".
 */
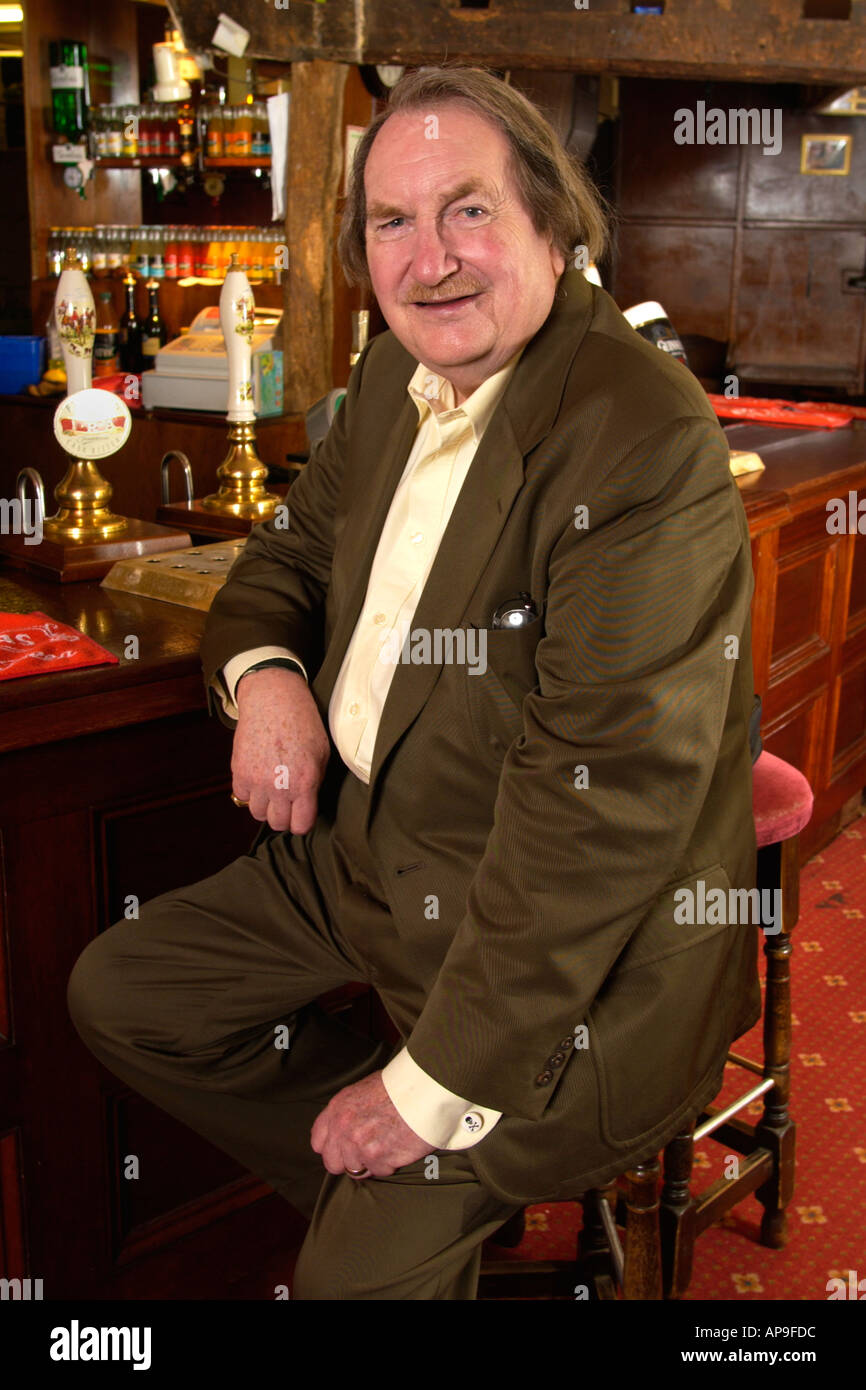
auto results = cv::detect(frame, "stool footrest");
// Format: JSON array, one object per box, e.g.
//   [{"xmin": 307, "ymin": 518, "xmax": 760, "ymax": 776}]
[{"xmin": 693, "ymin": 1151, "xmax": 775, "ymax": 1235}]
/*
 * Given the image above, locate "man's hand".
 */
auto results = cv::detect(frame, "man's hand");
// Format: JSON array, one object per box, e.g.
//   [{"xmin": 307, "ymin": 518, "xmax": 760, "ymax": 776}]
[
  {"xmin": 232, "ymin": 667, "xmax": 331, "ymax": 834},
  {"xmin": 311, "ymin": 1071, "xmax": 433, "ymax": 1178}
]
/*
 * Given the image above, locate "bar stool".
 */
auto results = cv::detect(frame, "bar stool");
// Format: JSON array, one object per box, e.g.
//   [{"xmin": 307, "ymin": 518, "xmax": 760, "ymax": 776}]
[
  {"xmin": 659, "ymin": 749, "xmax": 813, "ymax": 1298},
  {"xmin": 479, "ymin": 750, "xmax": 813, "ymax": 1300}
]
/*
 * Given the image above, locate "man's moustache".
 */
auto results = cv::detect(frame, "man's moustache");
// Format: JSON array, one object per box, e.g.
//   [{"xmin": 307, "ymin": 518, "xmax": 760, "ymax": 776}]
[{"xmin": 405, "ymin": 282, "xmax": 486, "ymax": 304}]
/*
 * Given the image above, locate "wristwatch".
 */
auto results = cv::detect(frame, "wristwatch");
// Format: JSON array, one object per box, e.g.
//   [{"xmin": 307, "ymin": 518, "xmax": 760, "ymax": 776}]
[{"xmin": 238, "ymin": 657, "xmax": 306, "ymax": 685}]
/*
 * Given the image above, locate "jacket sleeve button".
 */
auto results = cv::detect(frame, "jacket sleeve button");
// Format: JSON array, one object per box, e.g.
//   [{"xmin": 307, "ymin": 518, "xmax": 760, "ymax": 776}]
[
  {"xmin": 549, "ymin": 1052, "xmax": 567, "ymax": 1068},
  {"xmin": 534, "ymin": 1070, "xmax": 554, "ymax": 1087},
  {"xmin": 558, "ymin": 1037, "xmax": 574, "ymax": 1051}
]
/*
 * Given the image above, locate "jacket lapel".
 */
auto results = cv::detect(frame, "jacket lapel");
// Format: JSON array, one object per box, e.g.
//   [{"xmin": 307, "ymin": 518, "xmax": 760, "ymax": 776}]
[{"xmin": 365, "ymin": 405, "xmax": 527, "ymax": 802}]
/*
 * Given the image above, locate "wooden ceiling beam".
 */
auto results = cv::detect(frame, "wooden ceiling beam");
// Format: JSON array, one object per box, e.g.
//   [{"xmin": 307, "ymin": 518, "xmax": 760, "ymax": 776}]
[{"xmin": 171, "ymin": 1, "xmax": 866, "ymax": 85}]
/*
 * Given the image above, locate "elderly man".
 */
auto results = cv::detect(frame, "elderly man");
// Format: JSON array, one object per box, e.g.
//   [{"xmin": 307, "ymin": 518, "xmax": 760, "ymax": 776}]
[{"xmin": 68, "ymin": 66, "xmax": 760, "ymax": 1300}]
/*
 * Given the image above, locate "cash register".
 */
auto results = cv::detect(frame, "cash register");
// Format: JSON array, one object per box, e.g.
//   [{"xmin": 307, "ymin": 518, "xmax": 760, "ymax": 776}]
[{"xmin": 141, "ymin": 305, "xmax": 283, "ymax": 416}]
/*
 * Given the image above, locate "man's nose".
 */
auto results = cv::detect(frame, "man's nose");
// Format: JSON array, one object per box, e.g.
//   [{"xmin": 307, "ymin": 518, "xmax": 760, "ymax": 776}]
[{"xmin": 407, "ymin": 221, "xmax": 460, "ymax": 285}]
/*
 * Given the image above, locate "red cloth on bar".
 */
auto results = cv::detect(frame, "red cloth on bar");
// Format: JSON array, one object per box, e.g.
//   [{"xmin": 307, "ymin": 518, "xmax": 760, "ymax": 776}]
[
  {"xmin": 0, "ymin": 611, "xmax": 118, "ymax": 681},
  {"xmin": 707, "ymin": 394, "xmax": 856, "ymax": 429}
]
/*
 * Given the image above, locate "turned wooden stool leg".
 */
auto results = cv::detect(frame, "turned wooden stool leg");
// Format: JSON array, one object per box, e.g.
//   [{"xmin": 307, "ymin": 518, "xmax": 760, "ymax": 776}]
[
  {"xmin": 754, "ymin": 838, "xmax": 797, "ymax": 1248},
  {"xmin": 623, "ymin": 1158, "xmax": 662, "ymax": 1300},
  {"xmin": 660, "ymin": 1126, "xmax": 697, "ymax": 1298}
]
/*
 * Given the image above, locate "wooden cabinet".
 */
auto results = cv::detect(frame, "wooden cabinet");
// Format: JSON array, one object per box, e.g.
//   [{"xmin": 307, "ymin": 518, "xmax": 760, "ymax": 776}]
[{"xmin": 736, "ymin": 423, "xmax": 866, "ymax": 856}]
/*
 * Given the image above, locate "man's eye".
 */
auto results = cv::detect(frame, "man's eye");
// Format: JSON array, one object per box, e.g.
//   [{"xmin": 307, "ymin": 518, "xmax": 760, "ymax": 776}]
[
  {"xmin": 458, "ymin": 206, "xmax": 485, "ymax": 219},
  {"xmin": 378, "ymin": 217, "xmax": 405, "ymax": 231}
]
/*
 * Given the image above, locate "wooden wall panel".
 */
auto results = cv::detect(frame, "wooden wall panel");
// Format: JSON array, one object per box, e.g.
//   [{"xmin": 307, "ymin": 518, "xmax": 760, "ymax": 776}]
[
  {"xmin": 733, "ymin": 228, "xmax": 866, "ymax": 386},
  {"xmin": 109, "ymin": 1092, "xmax": 266, "ymax": 1262},
  {"xmin": 832, "ymin": 656, "xmax": 866, "ymax": 775},
  {"xmin": 614, "ymin": 223, "xmax": 734, "ymax": 340},
  {"xmin": 613, "ymin": 78, "xmax": 866, "ymax": 394},
  {"xmin": 617, "ymin": 80, "xmax": 742, "ymax": 222},
  {"xmin": 743, "ymin": 112, "xmax": 866, "ymax": 225}
]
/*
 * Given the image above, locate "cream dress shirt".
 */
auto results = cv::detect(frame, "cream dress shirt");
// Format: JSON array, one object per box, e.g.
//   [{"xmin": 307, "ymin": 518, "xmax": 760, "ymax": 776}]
[{"xmin": 218, "ymin": 350, "xmax": 523, "ymax": 1149}]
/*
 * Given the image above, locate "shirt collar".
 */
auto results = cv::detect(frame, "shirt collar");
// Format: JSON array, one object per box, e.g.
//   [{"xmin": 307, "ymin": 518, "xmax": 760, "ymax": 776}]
[{"xmin": 407, "ymin": 349, "xmax": 524, "ymax": 442}]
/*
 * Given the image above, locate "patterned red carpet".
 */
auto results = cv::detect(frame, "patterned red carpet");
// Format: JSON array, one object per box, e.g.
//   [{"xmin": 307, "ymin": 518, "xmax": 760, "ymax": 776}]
[{"xmin": 487, "ymin": 817, "xmax": 866, "ymax": 1301}]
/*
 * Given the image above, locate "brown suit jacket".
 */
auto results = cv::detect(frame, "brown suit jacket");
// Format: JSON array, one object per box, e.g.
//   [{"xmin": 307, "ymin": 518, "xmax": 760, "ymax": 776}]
[{"xmin": 200, "ymin": 270, "xmax": 761, "ymax": 1204}]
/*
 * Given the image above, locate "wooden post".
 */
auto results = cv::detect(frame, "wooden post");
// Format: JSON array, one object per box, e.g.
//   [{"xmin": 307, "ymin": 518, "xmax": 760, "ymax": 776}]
[{"xmin": 284, "ymin": 60, "xmax": 348, "ymax": 415}]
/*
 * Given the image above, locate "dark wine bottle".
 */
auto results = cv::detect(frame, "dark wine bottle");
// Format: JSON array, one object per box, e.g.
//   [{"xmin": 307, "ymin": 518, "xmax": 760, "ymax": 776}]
[
  {"xmin": 141, "ymin": 279, "xmax": 167, "ymax": 366},
  {"xmin": 118, "ymin": 273, "xmax": 142, "ymax": 374}
]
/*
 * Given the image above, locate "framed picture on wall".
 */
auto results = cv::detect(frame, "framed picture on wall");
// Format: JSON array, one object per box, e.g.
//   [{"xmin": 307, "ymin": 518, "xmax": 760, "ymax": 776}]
[{"xmin": 800, "ymin": 134, "xmax": 852, "ymax": 176}]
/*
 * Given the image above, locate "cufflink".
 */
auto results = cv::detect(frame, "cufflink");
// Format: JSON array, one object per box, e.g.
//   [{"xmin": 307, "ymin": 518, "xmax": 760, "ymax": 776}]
[{"xmin": 462, "ymin": 1111, "xmax": 484, "ymax": 1133}]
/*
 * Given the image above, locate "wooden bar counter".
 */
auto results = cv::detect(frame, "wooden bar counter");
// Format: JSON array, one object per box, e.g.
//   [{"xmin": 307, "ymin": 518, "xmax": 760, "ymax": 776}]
[
  {"xmin": 0, "ymin": 571, "xmax": 308, "ymax": 1299},
  {"xmin": 0, "ymin": 419, "xmax": 865, "ymax": 1299}
]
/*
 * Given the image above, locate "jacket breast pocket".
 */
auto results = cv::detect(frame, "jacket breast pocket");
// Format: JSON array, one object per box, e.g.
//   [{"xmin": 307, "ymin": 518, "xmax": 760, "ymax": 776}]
[
  {"xmin": 587, "ymin": 863, "xmax": 739, "ymax": 1148},
  {"xmin": 463, "ymin": 621, "xmax": 542, "ymax": 765}
]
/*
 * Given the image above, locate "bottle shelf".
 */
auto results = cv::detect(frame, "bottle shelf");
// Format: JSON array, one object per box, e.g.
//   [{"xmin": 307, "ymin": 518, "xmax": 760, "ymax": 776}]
[
  {"xmin": 93, "ymin": 157, "xmax": 187, "ymax": 169},
  {"xmin": 92, "ymin": 156, "xmax": 272, "ymax": 170},
  {"xmin": 203, "ymin": 157, "xmax": 272, "ymax": 168}
]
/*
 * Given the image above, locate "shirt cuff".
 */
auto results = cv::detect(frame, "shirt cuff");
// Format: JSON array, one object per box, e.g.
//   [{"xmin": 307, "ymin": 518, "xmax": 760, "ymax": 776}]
[
  {"xmin": 381, "ymin": 1046, "xmax": 502, "ymax": 1150},
  {"xmin": 217, "ymin": 647, "xmax": 309, "ymax": 719}
]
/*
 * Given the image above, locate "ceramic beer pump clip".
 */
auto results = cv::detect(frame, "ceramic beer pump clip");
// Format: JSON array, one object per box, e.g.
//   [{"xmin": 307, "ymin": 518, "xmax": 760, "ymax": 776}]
[
  {"xmin": 1, "ymin": 250, "xmax": 191, "ymax": 582},
  {"xmin": 200, "ymin": 252, "xmax": 280, "ymax": 519}
]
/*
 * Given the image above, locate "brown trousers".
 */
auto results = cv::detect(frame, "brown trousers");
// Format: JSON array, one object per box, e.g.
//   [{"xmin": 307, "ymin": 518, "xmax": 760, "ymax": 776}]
[{"xmin": 67, "ymin": 769, "xmax": 520, "ymax": 1299}]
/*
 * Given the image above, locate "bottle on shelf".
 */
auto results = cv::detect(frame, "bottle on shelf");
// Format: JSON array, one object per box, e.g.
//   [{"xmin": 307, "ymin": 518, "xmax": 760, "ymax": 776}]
[
  {"xmin": 47, "ymin": 228, "xmax": 64, "ymax": 278},
  {"xmin": 91, "ymin": 105, "xmax": 108, "ymax": 159},
  {"xmin": 252, "ymin": 102, "xmax": 270, "ymax": 158},
  {"xmin": 250, "ymin": 229, "xmax": 265, "ymax": 280},
  {"xmin": 271, "ymin": 230, "xmax": 286, "ymax": 285},
  {"xmin": 163, "ymin": 105, "xmax": 180, "ymax": 160},
  {"xmin": 235, "ymin": 103, "xmax": 253, "ymax": 157},
  {"xmin": 133, "ymin": 227, "xmax": 149, "ymax": 280},
  {"xmin": 93, "ymin": 289, "xmax": 120, "ymax": 376},
  {"xmin": 119, "ymin": 106, "xmax": 137, "ymax": 158},
  {"xmin": 106, "ymin": 226, "xmax": 126, "ymax": 276},
  {"xmin": 202, "ymin": 93, "xmax": 224, "ymax": 159},
  {"xmin": 177, "ymin": 226, "xmax": 194, "ymax": 279},
  {"xmin": 141, "ymin": 279, "xmax": 167, "ymax": 365},
  {"xmin": 192, "ymin": 227, "xmax": 207, "ymax": 278},
  {"xmin": 138, "ymin": 104, "xmax": 152, "ymax": 159},
  {"xmin": 164, "ymin": 227, "xmax": 178, "ymax": 280},
  {"xmin": 222, "ymin": 105, "xmax": 236, "ymax": 157},
  {"xmin": 49, "ymin": 39, "xmax": 89, "ymax": 143},
  {"xmin": 91, "ymin": 225, "xmax": 108, "ymax": 278},
  {"xmin": 105, "ymin": 106, "xmax": 122, "ymax": 158},
  {"xmin": 149, "ymin": 227, "xmax": 165, "ymax": 280},
  {"xmin": 118, "ymin": 272, "xmax": 142, "ymax": 374},
  {"xmin": 75, "ymin": 228, "xmax": 92, "ymax": 275}
]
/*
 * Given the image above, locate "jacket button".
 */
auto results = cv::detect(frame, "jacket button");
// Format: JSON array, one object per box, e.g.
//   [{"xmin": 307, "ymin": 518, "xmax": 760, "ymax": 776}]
[
  {"xmin": 559, "ymin": 1037, "xmax": 574, "ymax": 1051},
  {"xmin": 549, "ymin": 1051, "xmax": 567, "ymax": 1068},
  {"xmin": 534, "ymin": 1070, "xmax": 554, "ymax": 1087}
]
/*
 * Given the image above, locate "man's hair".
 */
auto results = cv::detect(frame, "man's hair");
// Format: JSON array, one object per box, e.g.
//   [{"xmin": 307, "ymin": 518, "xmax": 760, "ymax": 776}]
[{"xmin": 338, "ymin": 65, "xmax": 608, "ymax": 287}]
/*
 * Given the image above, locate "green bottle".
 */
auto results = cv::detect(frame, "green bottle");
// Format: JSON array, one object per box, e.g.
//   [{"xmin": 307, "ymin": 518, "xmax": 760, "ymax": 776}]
[{"xmin": 49, "ymin": 40, "xmax": 90, "ymax": 143}]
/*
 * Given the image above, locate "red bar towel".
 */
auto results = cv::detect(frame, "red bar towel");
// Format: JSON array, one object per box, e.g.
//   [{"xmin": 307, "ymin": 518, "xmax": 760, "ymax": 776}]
[{"xmin": 0, "ymin": 611, "xmax": 119, "ymax": 681}]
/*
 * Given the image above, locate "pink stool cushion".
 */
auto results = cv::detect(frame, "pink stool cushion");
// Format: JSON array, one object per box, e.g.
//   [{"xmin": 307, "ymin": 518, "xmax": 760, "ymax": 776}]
[{"xmin": 752, "ymin": 751, "xmax": 814, "ymax": 847}]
